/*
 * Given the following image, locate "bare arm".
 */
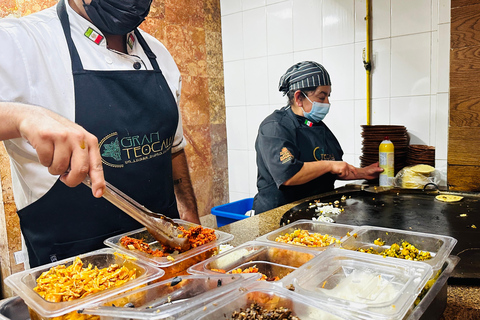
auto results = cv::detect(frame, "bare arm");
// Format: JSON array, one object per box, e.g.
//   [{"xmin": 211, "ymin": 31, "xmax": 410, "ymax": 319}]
[
  {"xmin": 338, "ymin": 162, "xmax": 383, "ymax": 180},
  {"xmin": 283, "ymin": 161, "xmax": 382, "ymax": 186},
  {"xmin": 171, "ymin": 149, "xmax": 201, "ymax": 224},
  {"xmin": 0, "ymin": 102, "xmax": 105, "ymax": 197}
]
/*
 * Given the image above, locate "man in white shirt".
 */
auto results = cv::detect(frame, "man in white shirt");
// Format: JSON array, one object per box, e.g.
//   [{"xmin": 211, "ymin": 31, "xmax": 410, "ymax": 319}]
[{"xmin": 0, "ymin": 0, "xmax": 200, "ymax": 267}]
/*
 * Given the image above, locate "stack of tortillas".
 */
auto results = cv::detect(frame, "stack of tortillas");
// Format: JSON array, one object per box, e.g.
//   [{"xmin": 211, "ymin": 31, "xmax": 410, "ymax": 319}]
[{"xmin": 402, "ymin": 164, "xmax": 435, "ymax": 189}]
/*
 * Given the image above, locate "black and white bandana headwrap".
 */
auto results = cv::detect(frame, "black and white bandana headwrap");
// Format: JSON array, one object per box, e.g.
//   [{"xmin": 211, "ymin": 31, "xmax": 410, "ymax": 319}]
[{"xmin": 278, "ymin": 61, "xmax": 331, "ymax": 95}]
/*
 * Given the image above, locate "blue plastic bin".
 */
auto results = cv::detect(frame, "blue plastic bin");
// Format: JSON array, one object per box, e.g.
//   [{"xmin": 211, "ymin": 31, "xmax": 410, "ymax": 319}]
[{"xmin": 211, "ymin": 198, "xmax": 254, "ymax": 227}]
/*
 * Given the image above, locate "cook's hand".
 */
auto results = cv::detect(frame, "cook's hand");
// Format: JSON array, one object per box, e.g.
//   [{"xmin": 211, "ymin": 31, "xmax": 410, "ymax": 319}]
[
  {"xmin": 330, "ymin": 161, "xmax": 357, "ymax": 178},
  {"xmin": 17, "ymin": 106, "xmax": 105, "ymax": 197},
  {"xmin": 362, "ymin": 162, "xmax": 384, "ymax": 180}
]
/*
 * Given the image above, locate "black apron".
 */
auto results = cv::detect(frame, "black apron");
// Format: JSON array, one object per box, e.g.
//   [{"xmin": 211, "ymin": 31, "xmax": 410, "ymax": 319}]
[
  {"xmin": 17, "ymin": 0, "xmax": 179, "ymax": 267},
  {"xmin": 253, "ymin": 108, "xmax": 343, "ymax": 214}
]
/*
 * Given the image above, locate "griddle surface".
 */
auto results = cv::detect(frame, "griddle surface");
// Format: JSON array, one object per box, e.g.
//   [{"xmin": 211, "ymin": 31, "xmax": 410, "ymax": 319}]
[{"xmin": 280, "ymin": 188, "xmax": 480, "ymax": 283}]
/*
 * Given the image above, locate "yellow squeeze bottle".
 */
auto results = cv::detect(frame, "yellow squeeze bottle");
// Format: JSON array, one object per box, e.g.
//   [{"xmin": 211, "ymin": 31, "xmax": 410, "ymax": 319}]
[{"xmin": 379, "ymin": 137, "xmax": 394, "ymax": 187}]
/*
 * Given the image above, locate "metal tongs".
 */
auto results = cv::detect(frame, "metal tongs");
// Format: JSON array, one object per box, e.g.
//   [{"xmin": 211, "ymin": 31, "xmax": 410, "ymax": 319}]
[{"xmin": 83, "ymin": 177, "xmax": 190, "ymax": 252}]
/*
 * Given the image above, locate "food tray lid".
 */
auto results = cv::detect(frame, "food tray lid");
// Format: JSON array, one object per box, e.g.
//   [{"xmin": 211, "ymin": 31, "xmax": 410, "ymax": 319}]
[
  {"xmin": 341, "ymin": 225, "xmax": 457, "ymax": 272},
  {"xmin": 4, "ymin": 248, "xmax": 164, "ymax": 318},
  {"xmin": 187, "ymin": 281, "xmax": 352, "ymax": 320},
  {"xmin": 79, "ymin": 274, "xmax": 259, "ymax": 320},
  {"xmin": 187, "ymin": 240, "xmax": 319, "ymax": 285},
  {"xmin": 104, "ymin": 220, "xmax": 234, "ymax": 267},
  {"xmin": 255, "ymin": 219, "xmax": 362, "ymax": 251},
  {"xmin": 293, "ymin": 248, "xmax": 433, "ymax": 320}
]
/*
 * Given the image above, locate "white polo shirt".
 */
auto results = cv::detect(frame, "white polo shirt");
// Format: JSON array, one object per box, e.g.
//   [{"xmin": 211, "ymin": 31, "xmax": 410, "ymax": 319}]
[{"xmin": 0, "ymin": 1, "xmax": 186, "ymax": 211}]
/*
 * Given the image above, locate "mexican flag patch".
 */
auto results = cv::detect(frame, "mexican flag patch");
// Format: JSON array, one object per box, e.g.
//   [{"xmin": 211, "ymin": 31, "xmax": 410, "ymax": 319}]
[
  {"xmin": 304, "ymin": 119, "xmax": 313, "ymax": 127},
  {"xmin": 84, "ymin": 27, "xmax": 103, "ymax": 45}
]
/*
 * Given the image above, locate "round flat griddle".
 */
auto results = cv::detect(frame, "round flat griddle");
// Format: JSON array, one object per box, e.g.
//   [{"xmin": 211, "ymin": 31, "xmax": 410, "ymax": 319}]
[{"xmin": 280, "ymin": 187, "xmax": 480, "ymax": 283}]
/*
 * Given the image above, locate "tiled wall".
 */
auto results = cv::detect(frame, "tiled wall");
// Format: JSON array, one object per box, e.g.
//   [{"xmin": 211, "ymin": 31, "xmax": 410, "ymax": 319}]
[{"xmin": 221, "ymin": 0, "xmax": 451, "ymax": 202}]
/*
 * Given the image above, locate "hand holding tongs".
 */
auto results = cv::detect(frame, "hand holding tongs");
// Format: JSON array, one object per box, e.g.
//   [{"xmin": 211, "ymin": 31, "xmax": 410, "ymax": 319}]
[{"xmin": 83, "ymin": 177, "xmax": 190, "ymax": 252}]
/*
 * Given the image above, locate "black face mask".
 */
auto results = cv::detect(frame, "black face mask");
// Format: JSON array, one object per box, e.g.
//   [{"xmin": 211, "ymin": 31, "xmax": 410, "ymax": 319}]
[{"xmin": 83, "ymin": 0, "xmax": 152, "ymax": 35}]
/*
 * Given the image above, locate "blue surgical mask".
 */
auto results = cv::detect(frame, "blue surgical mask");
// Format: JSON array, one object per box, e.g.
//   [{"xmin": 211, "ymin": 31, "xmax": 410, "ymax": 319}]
[{"xmin": 302, "ymin": 93, "xmax": 330, "ymax": 122}]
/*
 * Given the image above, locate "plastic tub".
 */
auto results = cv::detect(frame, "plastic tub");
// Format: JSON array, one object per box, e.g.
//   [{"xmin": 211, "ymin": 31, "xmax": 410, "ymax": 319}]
[
  {"xmin": 293, "ymin": 248, "xmax": 433, "ymax": 320},
  {"xmin": 340, "ymin": 225, "xmax": 457, "ymax": 273},
  {"xmin": 4, "ymin": 248, "xmax": 164, "ymax": 320},
  {"xmin": 78, "ymin": 274, "xmax": 259, "ymax": 320},
  {"xmin": 255, "ymin": 219, "xmax": 361, "ymax": 251},
  {"xmin": 188, "ymin": 241, "xmax": 318, "ymax": 285},
  {"xmin": 187, "ymin": 281, "xmax": 350, "ymax": 320},
  {"xmin": 211, "ymin": 198, "xmax": 253, "ymax": 227},
  {"xmin": 104, "ymin": 220, "xmax": 233, "ymax": 280}
]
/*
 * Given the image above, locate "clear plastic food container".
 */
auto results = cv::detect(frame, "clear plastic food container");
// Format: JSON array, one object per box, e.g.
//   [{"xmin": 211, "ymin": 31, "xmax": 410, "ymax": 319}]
[
  {"xmin": 293, "ymin": 248, "xmax": 433, "ymax": 320},
  {"xmin": 340, "ymin": 225, "xmax": 457, "ymax": 272},
  {"xmin": 104, "ymin": 220, "xmax": 233, "ymax": 280},
  {"xmin": 187, "ymin": 281, "xmax": 350, "ymax": 320},
  {"xmin": 187, "ymin": 241, "xmax": 318, "ymax": 285},
  {"xmin": 255, "ymin": 219, "xmax": 360, "ymax": 251},
  {"xmin": 4, "ymin": 248, "xmax": 164, "ymax": 320},
  {"xmin": 78, "ymin": 274, "xmax": 259, "ymax": 320}
]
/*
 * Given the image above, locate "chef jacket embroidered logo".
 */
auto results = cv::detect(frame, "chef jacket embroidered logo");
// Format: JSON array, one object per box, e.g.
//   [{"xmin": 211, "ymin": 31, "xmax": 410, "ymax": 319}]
[
  {"xmin": 280, "ymin": 147, "xmax": 294, "ymax": 164},
  {"xmin": 313, "ymin": 147, "xmax": 336, "ymax": 161},
  {"xmin": 99, "ymin": 131, "xmax": 174, "ymax": 168}
]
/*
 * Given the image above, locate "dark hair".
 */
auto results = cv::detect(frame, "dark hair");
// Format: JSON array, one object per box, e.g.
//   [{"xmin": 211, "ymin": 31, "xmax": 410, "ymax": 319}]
[{"xmin": 286, "ymin": 86, "xmax": 317, "ymax": 106}]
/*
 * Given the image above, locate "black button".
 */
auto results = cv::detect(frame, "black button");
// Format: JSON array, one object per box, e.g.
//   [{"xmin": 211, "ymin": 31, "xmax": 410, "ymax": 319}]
[{"xmin": 133, "ymin": 62, "xmax": 141, "ymax": 70}]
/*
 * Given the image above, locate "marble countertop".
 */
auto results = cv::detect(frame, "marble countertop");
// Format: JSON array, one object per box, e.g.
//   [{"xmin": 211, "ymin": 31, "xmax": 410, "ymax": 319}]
[{"xmin": 218, "ymin": 192, "xmax": 480, "ymax": 320}]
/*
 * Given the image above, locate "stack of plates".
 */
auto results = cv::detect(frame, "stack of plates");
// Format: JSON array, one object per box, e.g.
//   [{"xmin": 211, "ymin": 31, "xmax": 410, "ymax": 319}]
[
  {"xmin": 407, "ymin": 145, "xmax": 435, "ymax": 167},
  {"xmin": 360, "ymin": 125, "xmax": 409, "ymax": 174}
]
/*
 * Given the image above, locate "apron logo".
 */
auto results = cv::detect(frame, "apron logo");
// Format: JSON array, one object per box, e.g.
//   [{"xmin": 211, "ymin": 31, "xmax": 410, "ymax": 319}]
[
  {"xmin": 99, "ymin": 131, "xmax": 174, "ymax": 168},
  {"xmin": 102, "ymin": 137, "xmax": 122, "ymax": 161},
  {"xmin": 280, "ymin": 147, "xmax": 294, "ymax": 164},
  {"xmin": 313, "ymin": 147, "xmax": 336, "ymax": 161}
]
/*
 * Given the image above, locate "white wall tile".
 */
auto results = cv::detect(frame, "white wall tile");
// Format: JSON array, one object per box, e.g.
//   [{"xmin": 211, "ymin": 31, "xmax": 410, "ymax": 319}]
[
  {"xmin": 267, "ymin": 0, "xmax": 285, "ymax": 4},
  {"xmin": 324, "ymin": 100, "xmax": 355, "ymax": 155},
  {"xmin": 243, "ymin": 7, "xmax": 267, "ymax": 59},
  {"xmin": 293, "ymin": 0, "xmax": 322, "ymax": 51},
  {"xmin": 371, "ymin": 38, "xmax": 391, "ymax": 99},
  {"xmin": 354, "ymin": 0, "xmax": 366, "ymax": 43},
  {"xmin": 371, "ymin": 98, "xmax": 390, "ymax": 125},
  {"xmin": 224, "ymin": 60, "xmax": 246, "ymax": 106},
  {"xmin": 323, "ymin": 0, "xmax": 355, "ymax": 47},
  {"xmin": 267, "ymin": 1, "xmax": 293, "ymax": 55},
  {"xmin": 226, "ymin": 106, "xmax": 248, "ymax": 150},
  {"xmin": 354, "ymin": 41, "xmax": 366, "ymax": 100},
  {"xmin": 246, "ymin": 105, "xmax": 272, "ymax": 152},
  {"xmin": 390, "ymin": 95, "xmax": 431, "ymax": 145},
  {"xmin": 221, "ymin": 13, "xmax": 244, "ymax": 61},
  {"xmin": 220, "ymin": 0, "xmax": 242, "ymax": 16},
  {"xmin": 323, "ymin": 44, "xmax": 355, "ymax": 101},
  {"xmin": 243, "ymin": 0, "xmax": 266, "ymax": 11},
  {"xmin": 293, "ymin": 49, "xmax": 323, "ymax": 65},
  {"xmin": 430, "ymin": 31, "xmax": 439, "ymax": 94},
  {"xmin": 267, "ymin": 54, "xmax": 294, "ymax": 106},
  {"xmin": 439, "ymin": 0, "xmax": 451, "ymax": 24},
  {"xmin": 355, "ymin": 0, "xmax": 391, "ymax": 42},
  {"xmin": 229, "ymin": 191, "xmax": 251, "ymax": 202},
  {"xmin": 354, "ymin": 99, "xmax": 368, "ymax": 155},
  {"xmin": 435, "ymin": 93, "xmax": 449, "ymax": 159},
  {"xmin": 244, "ymin": 57, "xmax": 270, "ymax": 106},
  {"xmin": 391, "ymin": 33, "xmax": 431, "ymax": 97},
  {"xmin": 248, "ymin": 150, "xmax": 258, "ymax": 196},
  {"xmin": 372, "ymin": 0, "xmax": 391, "ymax": 40},
  {"xmin": 438, "ymin": 23, "xmax": 450, "ymax": 93},
  {"xmin": 430, "ymin": 94, "xmax": 437, "ymax": 146},
  {"xmin": 391, "ymin": 0, "xmax": 432, "ymax": 37},
  {"xmin": 431, "ymin": 0, "xmax": 439, "ymax": 32},
  {"xmin": 228, "ymin": 150, "xmax": 251, "ymax": 193}
]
